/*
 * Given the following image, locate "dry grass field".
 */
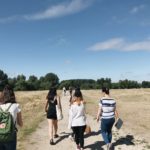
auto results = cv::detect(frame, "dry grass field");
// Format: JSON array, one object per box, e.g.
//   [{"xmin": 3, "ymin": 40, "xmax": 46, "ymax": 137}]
[
  {"xmin": 1, "ymin": 89, "xmax": 150, "ymax": 149},
  {"xmin": 15, "ymin": 91, "xmax": 48, "ymax": 149},
  {"xmin": 83, "ymin": 89, "xmax": 150, "ymax": 144}
]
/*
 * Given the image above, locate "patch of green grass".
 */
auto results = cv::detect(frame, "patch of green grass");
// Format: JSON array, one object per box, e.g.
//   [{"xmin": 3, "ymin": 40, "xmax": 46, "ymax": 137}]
[{"xmin": 22, "ymin": 128, "xmax": 36, "ymax": 136}]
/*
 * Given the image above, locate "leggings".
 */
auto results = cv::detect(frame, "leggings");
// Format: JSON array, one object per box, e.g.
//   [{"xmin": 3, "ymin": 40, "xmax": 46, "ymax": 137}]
[{"xmin": 72, "ymin": 125, "xmax": 86, "ymax": 148}]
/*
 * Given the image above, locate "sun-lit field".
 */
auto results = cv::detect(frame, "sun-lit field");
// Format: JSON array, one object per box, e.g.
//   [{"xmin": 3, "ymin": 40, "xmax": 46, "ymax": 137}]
[
  {"xmin": 14, "ymin": 90, "xmax": 63, "ymax": 149},
  {"xmin": 14, "ymin": 91, "xmax": 48, "ymax": 149},
  {"xmin": 82, "ymin": 89, "xmax": 150, "ymax": 143},
  {"xmin": 1, "ymin": 89, "xmax": 150, "ymax": 149}
]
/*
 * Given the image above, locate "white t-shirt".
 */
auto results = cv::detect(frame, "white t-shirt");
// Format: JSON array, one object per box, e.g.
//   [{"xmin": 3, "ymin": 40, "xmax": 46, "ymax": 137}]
[
  {"xmin": 0, "ymin": 103, "xmax": 21, "ymax": 124},
  {"xmin": 68, "ymin": 102, "xmax": 86, "ymax": 128}
]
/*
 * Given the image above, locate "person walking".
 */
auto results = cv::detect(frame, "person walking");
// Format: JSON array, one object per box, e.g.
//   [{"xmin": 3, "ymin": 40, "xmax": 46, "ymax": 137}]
[
  {"xmin": 69, "ymin": 86, "xmax": 74, "ymax": 106},
  {"xmin": 96, "ymin": 87, "xmax": 119, "ymax": 150},
  {"xmin": 45, "ymin": 87, "xmax": 62, "ymax": 145},
  {"xmin": 68, "ymin": 88, "xmax": 86, "ymax": 150},
  {"xmin": 68, "ymin": 86, "xmax": 75, "ymax": 140},
  {"xmin": 0, "ymin": 85, "xmax": 23, "ymax": 150},
  {"xmin": 62, "ymin": 87, "xmax": 66, "ymax": 96}
]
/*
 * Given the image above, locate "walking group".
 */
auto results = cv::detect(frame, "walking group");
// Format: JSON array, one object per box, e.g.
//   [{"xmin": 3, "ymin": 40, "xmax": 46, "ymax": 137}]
[
  {"xmin": 45, "ymin": 86, "xmax": 119, "ymax": 150},
  {"xmin": 0, "ymin": 85, "xmax": 119, "ymax": 150}
]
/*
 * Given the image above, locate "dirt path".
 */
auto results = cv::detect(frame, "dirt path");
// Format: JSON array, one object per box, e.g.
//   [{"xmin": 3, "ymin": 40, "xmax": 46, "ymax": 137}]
[{"xmin": 24, "ymin": 95, "xmax": 147, "ymax": 150}]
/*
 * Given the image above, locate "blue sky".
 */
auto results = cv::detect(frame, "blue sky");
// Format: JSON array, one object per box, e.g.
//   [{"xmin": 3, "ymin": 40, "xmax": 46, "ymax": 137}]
[{"xmin": 0, "ymin": 0, "xmax": 150, "ymax": 82}]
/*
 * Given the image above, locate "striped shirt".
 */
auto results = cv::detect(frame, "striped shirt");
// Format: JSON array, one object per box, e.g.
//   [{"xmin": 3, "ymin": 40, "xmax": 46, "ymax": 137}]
[{"xmin": 99, "ymin": 97, "xmax": 116, "ymax": 119}]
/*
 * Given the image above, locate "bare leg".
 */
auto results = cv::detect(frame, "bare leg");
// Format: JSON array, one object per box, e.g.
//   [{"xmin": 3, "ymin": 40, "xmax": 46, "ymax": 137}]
[
  {"xmin": 53, "ymin": 120, "xmax": 58, "ymax": 135},
  {"xmin": 48, "ymin": 119, "xmax": 53, "ymax": 140}
]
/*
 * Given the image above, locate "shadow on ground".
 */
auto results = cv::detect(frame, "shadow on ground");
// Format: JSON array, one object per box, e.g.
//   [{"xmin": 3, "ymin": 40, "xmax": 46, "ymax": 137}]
[
  {"xmin": 110, "ymin": 135, "xmax": 135, "ymax": 150},
  {"xmin": 85, "ymin": 130, "xmax": 101, "ymax": 138},
  {"xmin": 55, "ymin": 132, "xmax": 70, "ymax": 144},
  {"xmin": 84, "ymin": 141, "xmax": 105, "ymax": 150}
]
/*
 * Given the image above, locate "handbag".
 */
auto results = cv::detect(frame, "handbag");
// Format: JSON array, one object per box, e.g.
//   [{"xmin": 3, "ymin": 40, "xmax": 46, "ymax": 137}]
[
  {"xmin": 114, "ymin": 118, "xmax": 123, "ymax": 130},
  {"xmin": 56, "ymin": 105, "xmax": 63, "ymax": 120},
  {"xmin": 85, "ymin": 125, "xmax": 91, "ymax": 134}
]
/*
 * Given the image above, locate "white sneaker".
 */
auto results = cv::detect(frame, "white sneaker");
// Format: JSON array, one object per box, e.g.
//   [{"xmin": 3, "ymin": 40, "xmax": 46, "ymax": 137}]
[
  {"xmin": 68, "ymin": 135, "xmax": 74, "ymax": 141},
  {"xmin": 109, "ymin": 143, "xmax": 112, "ymax": 149},
  {"xmin": 106, "ymin": 144, "xmax": 109, "ymax": 150}
]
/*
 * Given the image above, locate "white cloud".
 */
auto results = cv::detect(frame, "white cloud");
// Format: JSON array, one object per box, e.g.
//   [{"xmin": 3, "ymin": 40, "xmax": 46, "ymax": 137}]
[
  {"xmin": 88, "ymin": 38, "xmax": 150, "ymax": 52},
  {"xmin": 123, "ymin": 41, "xmax": 150, "ymax": 51},
  {"xmin": 88, "ymin": 38, "xmax": 125, "ymax": 51},
  {"xmin": 0, "ymin": 0, "xmax": 93, "ymax": 23},
  {"xmin": 24, "ymin": 0, "xmax": 92, "ymax": 20},
  {"xmin": 130, "ymin": 5, "xmax": 145, "ymax": 14},
  {"xmin": 0, "ymin": 15, "xmax": 20, "ymax": 23}
]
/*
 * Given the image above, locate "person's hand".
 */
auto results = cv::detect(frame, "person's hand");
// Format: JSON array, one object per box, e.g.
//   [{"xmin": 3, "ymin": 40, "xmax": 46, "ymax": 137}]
[
  {"xmin": 96, "ymin": 116, "xmax": 100, "ymax": 122},
  {"xmin": 45, "ymin": 108, "xmax": 48, "ymax": 113}
]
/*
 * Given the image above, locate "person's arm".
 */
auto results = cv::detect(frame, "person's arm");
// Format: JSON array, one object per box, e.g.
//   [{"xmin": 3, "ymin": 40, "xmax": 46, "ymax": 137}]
[
  {"xmin": 115, "ymin": 108, "xmax": 119, "ymax": 119},
  {"xmin": 45, "ymin": 100, "xmax": 49, "ymax": 113},
  {"xmin": 96, "ymin": 106, "xmax": 102, "ymax": 122},
  {"xmin": 69, "ymin": 96, "xmax": 72, "ymax": 106},
  {"xmin": 17, "ymin": 112, "xmax": 23, "ymax": 127},
  {"xmin": 68, "ymin": 105, "xmax": 73, "ymax": 129}
]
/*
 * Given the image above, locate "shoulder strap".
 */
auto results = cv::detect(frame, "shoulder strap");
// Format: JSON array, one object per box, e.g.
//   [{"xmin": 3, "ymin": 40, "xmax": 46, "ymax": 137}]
[
  {"xmin": 0, "ymin": 105, "xmax": 3, "ymax": 112},
  {"xmin": 6, "ymin": 103, "xmax": 13, "ymax": 112},
  {"xmin": 0, "ymin": 103, "xmax": 13, "ymax": 112}
]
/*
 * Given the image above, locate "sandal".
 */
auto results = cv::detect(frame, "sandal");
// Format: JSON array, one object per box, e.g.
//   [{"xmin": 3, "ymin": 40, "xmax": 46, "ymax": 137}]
[
  {"xmin": 50, "ymin": 139, "xmax": 55, "ymax": 145},
  {"xmin": 54, "ymin": 134, "xmax": 59, "ymax": 138}
]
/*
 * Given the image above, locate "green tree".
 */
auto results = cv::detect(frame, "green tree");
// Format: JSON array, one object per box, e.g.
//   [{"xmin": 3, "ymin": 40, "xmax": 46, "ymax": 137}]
[
  {"xmin": 111, "ymin": 83, "xmax": 120, "ymax": 89},
  {"xmin": 39, "ymin": 73, "xmax": 59, "ymax": 90},
  {"xmin": 142, "ymin": 81, "xmax": 150, "ymax": 88},
  {"xmin": 119, "ymin": 79, "xmax": 141, "ymax": 89},
  {"xmin": 14, "ymin": 75, "xmax": 28, "ymax": 91},
  {"xmin": 59, "ymin": 79, "xmax": 96, "ymax": 90},
  {"xmin": 0, "ymin": 69, "xmax": 8, "ymax": 91},
  {"xmin": 27, "ymin": 75, "xmax": 39, "ymax": 90},
  {"xmin": 96, "ymin": 78, "xmax": 111, "ymax": 89},
  {"xmin": 8, "ymin": 77, "xmax": 17, "ymax": 89}
]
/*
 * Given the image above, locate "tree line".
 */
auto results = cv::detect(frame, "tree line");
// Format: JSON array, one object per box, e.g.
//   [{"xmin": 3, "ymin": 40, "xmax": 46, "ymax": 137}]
[{"xmin": 0, "ymin": 69, "xmax": 150, "ymax": 91}]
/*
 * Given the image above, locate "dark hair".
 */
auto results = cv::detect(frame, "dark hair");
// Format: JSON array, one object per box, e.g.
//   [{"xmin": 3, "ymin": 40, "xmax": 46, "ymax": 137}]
[
  {"xmin": 47, "ymin": 87, "xmax": 57, "ymax": 101},
  {"xmin": 74, "ymin": 87, "xmax": 83, "ymax": 99},
  {"xmin": 69, "ymin": 86, "xmax": 73, "ymax": 95},
  {"xmin": 2, "ymin": 85, "xmax": 16, "ymax": 103},
  {"xmin": 102, "ymin": 87, "xmax": 109, "ymax": 95},
  {"xmin": 0, "ymin": 93, "xmax": 3, "ymax": 103}
]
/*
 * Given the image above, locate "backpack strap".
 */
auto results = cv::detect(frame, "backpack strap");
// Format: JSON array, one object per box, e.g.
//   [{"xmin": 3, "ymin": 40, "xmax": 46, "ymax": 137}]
[
  {"xmin": 0, "ymin": 105, "xmax": 3, "ymax": 112},
  {"xmin": 0, "ymin": 104, "xmax": 13, "ymax": 112},
  {"xmin": 6, "ymin": 103, "xmax": 13, "ymax": 112}
]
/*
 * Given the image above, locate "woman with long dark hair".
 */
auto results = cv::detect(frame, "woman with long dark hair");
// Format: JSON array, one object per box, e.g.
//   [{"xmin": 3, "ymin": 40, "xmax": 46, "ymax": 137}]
[
  {"xmin": 0, "ymin": 85, "xmax": 23, "ymax": 150},
  {"xmin": 45, "ymin": 87, "xmax": 62, "ymax": 145}
]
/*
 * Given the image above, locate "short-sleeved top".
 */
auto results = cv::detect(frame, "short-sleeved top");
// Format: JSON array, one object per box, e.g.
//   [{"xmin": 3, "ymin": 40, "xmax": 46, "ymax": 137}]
[
  {"xmin": 99, "ymin": 97, "xmax": 116, "ymax": 119},
  {"xmin": 68, "ymin": 102, "xmax": 86, "ymax": 128},
  {"xmin": 0, "ymin": 103, "xmax": 21, "ymax": 124}
]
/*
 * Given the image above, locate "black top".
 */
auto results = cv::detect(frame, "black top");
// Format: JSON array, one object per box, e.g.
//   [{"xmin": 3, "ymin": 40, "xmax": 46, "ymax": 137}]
[{"xmin": 47, "ymin": 98, "xmax": 57, "ymax": 120}]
